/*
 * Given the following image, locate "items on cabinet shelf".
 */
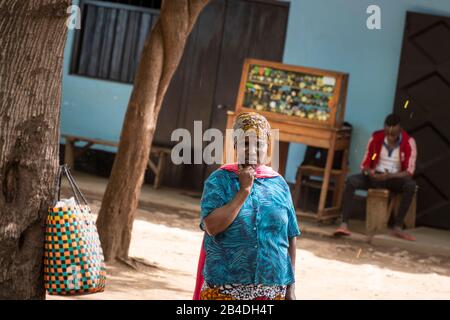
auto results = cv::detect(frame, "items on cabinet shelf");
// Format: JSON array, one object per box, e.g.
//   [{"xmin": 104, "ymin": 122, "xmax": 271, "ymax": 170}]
[{"xmin": 235, "ymin": 59, "xmax": 349, "ymax": 128}]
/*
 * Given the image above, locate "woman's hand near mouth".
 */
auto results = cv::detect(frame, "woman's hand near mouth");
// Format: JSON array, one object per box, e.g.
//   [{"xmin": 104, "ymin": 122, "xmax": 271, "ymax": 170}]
[{"xmin": 238, "ymin": 165, "xmax": 255, "ymax": 192}]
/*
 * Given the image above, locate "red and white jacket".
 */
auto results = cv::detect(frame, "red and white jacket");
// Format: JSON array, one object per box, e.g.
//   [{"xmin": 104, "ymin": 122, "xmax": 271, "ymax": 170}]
[{"xmin": 360, "ymin": 130, "xmax": 417, "ymax": 176}]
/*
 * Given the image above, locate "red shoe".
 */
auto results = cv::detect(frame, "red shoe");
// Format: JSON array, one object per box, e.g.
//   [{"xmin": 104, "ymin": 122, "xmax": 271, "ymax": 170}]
[
  {"xmin": 391, "ymin": 230, "xmax": 416, "ymax": 241},
  {"xmin": 333, "ymin": 227, "xmax": 351, "ymax": 237}
]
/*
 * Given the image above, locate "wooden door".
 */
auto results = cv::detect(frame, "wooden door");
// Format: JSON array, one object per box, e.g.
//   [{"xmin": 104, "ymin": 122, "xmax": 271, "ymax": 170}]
[
  {"xmin": 154, "ymin": 0, "xmax": 290, "ymax": 190},
  {"xmin": 393, "ymin": 11, "xmax": 450, "ymax": 229},
  {"xmin": 204, "ymin": 0, "xmax": 290, "ymax": 181},
  {"xmin": 152, "ymin": 0, "xmax": 226, "ymax": 190},
  {"xmin": 204, "ymin": 0, "xmax": 290, "ymax": 186}
]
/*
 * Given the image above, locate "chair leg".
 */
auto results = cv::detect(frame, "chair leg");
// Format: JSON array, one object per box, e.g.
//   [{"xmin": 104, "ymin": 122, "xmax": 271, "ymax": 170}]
[
  {"xmin": 303, "ymin": 181, "xmax": 309, "ymax": 211},
  {"xmin": 293, "ymin": 168, "xmax": 302, "ymax": 209}
]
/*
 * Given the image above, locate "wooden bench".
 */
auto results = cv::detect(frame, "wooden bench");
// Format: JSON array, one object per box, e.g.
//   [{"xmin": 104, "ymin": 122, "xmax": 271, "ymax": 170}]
[
  {"xmin": 62, "ymin": 134, "xmax": 171, "ymax": 189},
  {"xmin": 366, "ymin": 187, "xmax": 417, "ymax": 235}
]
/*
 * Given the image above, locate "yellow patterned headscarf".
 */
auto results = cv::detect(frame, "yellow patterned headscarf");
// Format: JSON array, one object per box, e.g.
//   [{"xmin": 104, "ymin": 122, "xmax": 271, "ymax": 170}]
[{"xmin": 233, "ymin": 112, "xmax": 271, "ymax": 144}]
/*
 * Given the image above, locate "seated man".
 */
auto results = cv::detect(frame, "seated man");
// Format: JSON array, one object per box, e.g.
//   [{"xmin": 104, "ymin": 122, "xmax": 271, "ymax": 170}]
[{"xmin": 334, "ymin": 114, "xmax": 417, "ymax": 241}]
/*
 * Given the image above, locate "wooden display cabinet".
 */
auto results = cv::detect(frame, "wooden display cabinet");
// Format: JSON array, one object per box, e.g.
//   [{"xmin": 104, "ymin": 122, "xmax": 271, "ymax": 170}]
[
  {"xmin": 224, "ymin": 59, "xmax": 351, "ymax": 222},
  {"xmin": 236, "ymin": 58, "xmax": 349, "ymax": 129}
]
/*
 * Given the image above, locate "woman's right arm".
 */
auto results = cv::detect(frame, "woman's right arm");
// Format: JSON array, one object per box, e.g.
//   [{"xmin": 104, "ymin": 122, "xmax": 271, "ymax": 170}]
[{"xmin": 203, "ymin": 167, "xmax": 254, "ymax": 236}]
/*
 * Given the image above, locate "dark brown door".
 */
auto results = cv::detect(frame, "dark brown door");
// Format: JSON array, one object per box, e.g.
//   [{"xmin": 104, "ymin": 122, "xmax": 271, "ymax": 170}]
[
  {"xmin": 153, "ymin": 0, "xmax": 227, "ymax": 190},
  {"xmin": 205, "ymin": 0, "xmax": 290, "ymax": 181},
  {"xmin": 154, "ymin": 0, "xmax": 290, "ymax": 190},
  {"xmin": 393, "ymin": 11, "xmax": 450, "ymax": 229}
]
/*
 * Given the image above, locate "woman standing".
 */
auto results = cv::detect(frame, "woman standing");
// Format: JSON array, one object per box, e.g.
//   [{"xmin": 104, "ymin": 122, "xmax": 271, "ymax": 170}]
[{"xmin": 195, "ymin": 112, "xmax": 301, "ymax": 300}]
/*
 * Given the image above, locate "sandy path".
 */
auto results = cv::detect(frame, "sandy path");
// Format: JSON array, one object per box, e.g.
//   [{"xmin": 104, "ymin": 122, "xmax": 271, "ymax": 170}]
[{"xmin": 48, "ymin": 200, "xmax": 450, "ymax": 300}]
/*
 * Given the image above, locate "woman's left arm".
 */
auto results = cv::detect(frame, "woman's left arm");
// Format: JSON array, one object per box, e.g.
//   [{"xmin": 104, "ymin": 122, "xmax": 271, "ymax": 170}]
[{"xmin": 286, "ymin": 237, "xmax": 297, "ymax": 300}]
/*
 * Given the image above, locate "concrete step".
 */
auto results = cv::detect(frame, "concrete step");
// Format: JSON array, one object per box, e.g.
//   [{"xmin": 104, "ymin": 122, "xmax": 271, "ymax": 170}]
[{"xmin": 372, "ymin": 227, "xmax": 450, "ymax": 257}]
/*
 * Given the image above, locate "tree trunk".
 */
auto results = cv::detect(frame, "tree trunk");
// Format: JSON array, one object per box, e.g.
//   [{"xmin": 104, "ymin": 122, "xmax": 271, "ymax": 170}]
[
  {"xmin": 0, "ymin": 0, "xmax": 69, "ymax": 299},
  {"xmin": 96, "ymin": 0, "xmax": 209, "ymax": 262}
]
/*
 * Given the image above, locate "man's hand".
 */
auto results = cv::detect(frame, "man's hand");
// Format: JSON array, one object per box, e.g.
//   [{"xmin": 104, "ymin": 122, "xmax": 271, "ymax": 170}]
[
  {"xmin": 371, "ymin": 172, "xmax": 389, "ymax": 181},
  {"xmin": 363, "ymin": 168, "xmax": 390, "ymax": 181},
  {"xmin": 362, "ymin": 168, "xmax": 374, "ymax": 176},
  {"xmin": 286, "ymin": 284, "xmax": 296, "ymax": 300},
  {"xmin": 238, "ymin": 166, "xmax": 255, "ymax": 192}
]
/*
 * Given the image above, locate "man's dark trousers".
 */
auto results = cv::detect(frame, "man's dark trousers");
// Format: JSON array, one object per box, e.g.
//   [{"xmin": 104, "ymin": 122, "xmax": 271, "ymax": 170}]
[{"xmin": 341, "ymin": 173, "xmax": 416, "ymax": 227}]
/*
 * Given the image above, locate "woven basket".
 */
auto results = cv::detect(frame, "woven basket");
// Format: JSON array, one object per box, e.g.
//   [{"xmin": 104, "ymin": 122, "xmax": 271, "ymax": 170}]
[{"xmin": 44, "ymin": 165, "xmax": 106, "ymax": 295}]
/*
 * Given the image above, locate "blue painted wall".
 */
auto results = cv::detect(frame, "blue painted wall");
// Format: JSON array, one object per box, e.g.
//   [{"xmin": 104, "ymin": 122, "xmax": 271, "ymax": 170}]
[
  {"xmin": 282, "ymin": 0, "xmax": 450, "ymax": 182},
  {"xmin": 61, "ymin": 0, "xmax": 132, "ymax": 153},
  {"xmin": 60, "ymin": 0, "xmax": 450, "ymax": 181}
]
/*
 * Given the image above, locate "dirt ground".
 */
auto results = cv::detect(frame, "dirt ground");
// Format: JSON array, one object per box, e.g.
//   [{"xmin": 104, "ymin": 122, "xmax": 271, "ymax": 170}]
[{"xmin": 48, "ymin": 199, "xmax": 450, "ymax": 300}]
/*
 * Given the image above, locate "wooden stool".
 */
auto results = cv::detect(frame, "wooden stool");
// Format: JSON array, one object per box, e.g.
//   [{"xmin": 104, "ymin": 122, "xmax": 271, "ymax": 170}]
[
  {"xmin": 366, "ymin": 187, "xmax": 417, "ymax": 235},
  {"xmin": 293, "ymin": 165, "xmax": 347, "ymax": 211}
]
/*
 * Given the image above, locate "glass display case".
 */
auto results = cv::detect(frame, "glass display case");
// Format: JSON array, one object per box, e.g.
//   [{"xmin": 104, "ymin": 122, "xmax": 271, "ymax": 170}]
[
  {"xmin": 225, "ymin": 59, "xmax": 351, "ymax": 222},
  {"xmin": 235, "ymin": 59, "xmax": 349, "ymax": 128}
]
